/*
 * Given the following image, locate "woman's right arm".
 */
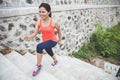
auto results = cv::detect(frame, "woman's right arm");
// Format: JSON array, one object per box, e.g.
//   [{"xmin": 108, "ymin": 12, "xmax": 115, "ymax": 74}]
[{"xmin": 24, "ymin": 20, "xmax": 40, "ymax": 41}]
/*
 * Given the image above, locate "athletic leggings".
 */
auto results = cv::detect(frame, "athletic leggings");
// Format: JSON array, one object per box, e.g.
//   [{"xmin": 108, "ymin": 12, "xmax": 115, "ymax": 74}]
[{"xmin": 36, "ymin": 40, "xmax": 57, "ymax": 57}]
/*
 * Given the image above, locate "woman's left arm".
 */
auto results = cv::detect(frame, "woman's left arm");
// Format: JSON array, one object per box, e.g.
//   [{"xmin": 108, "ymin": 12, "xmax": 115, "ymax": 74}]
[{"xmin": 54, "ymin": 21, "xmax": 62, "ymax": 45}]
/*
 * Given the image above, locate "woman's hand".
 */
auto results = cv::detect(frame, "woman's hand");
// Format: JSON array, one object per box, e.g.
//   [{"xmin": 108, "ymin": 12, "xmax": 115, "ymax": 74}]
[
  {"xmin": 57, "ymin": 40, "xmax": 62, "ymax": 46},
  {"xmin": 24, "ymin": 35, "xmax": 31, "ymax": 41}
]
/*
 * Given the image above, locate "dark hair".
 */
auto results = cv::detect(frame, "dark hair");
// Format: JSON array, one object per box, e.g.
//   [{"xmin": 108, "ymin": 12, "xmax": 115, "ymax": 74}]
[{"xmin": 39, "ymin": 3, "xmax": 52, "ymax": 17}]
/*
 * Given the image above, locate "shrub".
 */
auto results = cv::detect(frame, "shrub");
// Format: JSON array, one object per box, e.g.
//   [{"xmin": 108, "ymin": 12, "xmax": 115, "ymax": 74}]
[
  {"xmin": 90, "ymin": 23, "xmax": 119, "ymax": 57},
  {"xmin": 73, "ymin": 22, "xmax": 120, "ymax": 63},
  {"xmin": 73, "ymin": 43, "xmax": 92, "ymax": 60}
]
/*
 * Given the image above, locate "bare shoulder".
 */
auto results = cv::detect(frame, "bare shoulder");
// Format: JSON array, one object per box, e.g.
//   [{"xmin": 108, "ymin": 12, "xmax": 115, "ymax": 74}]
[
  {"xmin": 34, "ymin": 19, "xmax": 40, "ymax": 28},
  {"xmin": 36, "ymin": 19, "xmax": 41, "ymax": 25},
  {"xmin": 52, "ymin": 19, "xmax": 60, "ymax": 28}
]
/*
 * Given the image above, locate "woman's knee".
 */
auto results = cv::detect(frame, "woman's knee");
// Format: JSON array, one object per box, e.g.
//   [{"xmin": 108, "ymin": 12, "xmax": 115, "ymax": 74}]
[{"xmin": 36, "ymin": 44, "xmax": 43, "ymax": 53}]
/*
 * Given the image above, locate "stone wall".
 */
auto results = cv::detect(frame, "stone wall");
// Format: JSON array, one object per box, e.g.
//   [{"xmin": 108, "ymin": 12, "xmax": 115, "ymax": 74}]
[
  {"xmin": 0, "ymin": 0, "xmax": 120, "ymax": 55},
  {"xmin": 0, "ymin": 0, "xmax": 120, "ymax": 8}
]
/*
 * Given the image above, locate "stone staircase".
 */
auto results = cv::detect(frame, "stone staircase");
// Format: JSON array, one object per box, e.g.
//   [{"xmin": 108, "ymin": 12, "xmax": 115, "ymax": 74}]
[{"xmin": 0, "ymin": 51, "xmax": 117, "ymax": 80}]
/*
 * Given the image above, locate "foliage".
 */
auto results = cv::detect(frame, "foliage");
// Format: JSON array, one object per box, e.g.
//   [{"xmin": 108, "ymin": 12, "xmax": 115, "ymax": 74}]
[
  {"xmin": 73, "ymin": 22, "xmax": 120, "ymax": 63},
  {"xmin": 90, "ymin": 24, "xmax": 118, "ymax": 57},
  {"xmin": 73, "ymin": 44, "xmax": 93, "ymax": 60}
]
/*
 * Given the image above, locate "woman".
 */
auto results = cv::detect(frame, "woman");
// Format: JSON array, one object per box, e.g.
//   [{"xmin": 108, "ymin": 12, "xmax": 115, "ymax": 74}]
[{"xmin": 24, "ymin": 3, "xmax": 62, "ymax": 76}]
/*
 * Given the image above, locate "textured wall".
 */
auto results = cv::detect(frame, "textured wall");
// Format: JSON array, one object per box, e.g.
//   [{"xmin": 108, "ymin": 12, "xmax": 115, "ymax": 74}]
[
  {"xmin": 0, "ymin": 0, "xmax": 120, "ymax": 8},
  {"xmin": 0, "ymin": 0, "xmax": 120, "ymax": 55}
]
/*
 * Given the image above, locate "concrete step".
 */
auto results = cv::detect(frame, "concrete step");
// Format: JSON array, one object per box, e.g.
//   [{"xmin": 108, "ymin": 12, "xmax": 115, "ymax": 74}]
[
  {"xmin": 24, "ymin": 53, "xmax": 117, "ymax": 80},
  {"xmin": 5, "ymin": 51, "xmax": 116, "ymax": 80},
  {"xmin": 24, "ymin": 53, "xmax": 77, "ymax": 80},
  {"xmin": 0, "ymin": 53, "xmax": 32, "ymax": 80},
  {"xmin": 56, "ymin": 55, "xmax": 117, "ymax": 80},
  {"xmin": 5, "ymin": 51, "xmax": 59, "ymax": 80},
  {"xmin": 5, "ymin": 51, "xmax": 34, "ymax": 77}
]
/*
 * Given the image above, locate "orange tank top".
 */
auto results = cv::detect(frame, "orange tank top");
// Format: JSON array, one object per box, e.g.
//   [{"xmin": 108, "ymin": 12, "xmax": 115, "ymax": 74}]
[{"xmin": 39, "ymin": 18, "xmax": 57, "ymax": 42}]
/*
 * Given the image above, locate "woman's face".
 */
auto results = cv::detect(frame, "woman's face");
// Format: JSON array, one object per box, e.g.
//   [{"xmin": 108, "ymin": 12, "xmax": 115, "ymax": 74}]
[{"xmin": 39, "ymin": 7, "xmax": 50, "ymax": 20}]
